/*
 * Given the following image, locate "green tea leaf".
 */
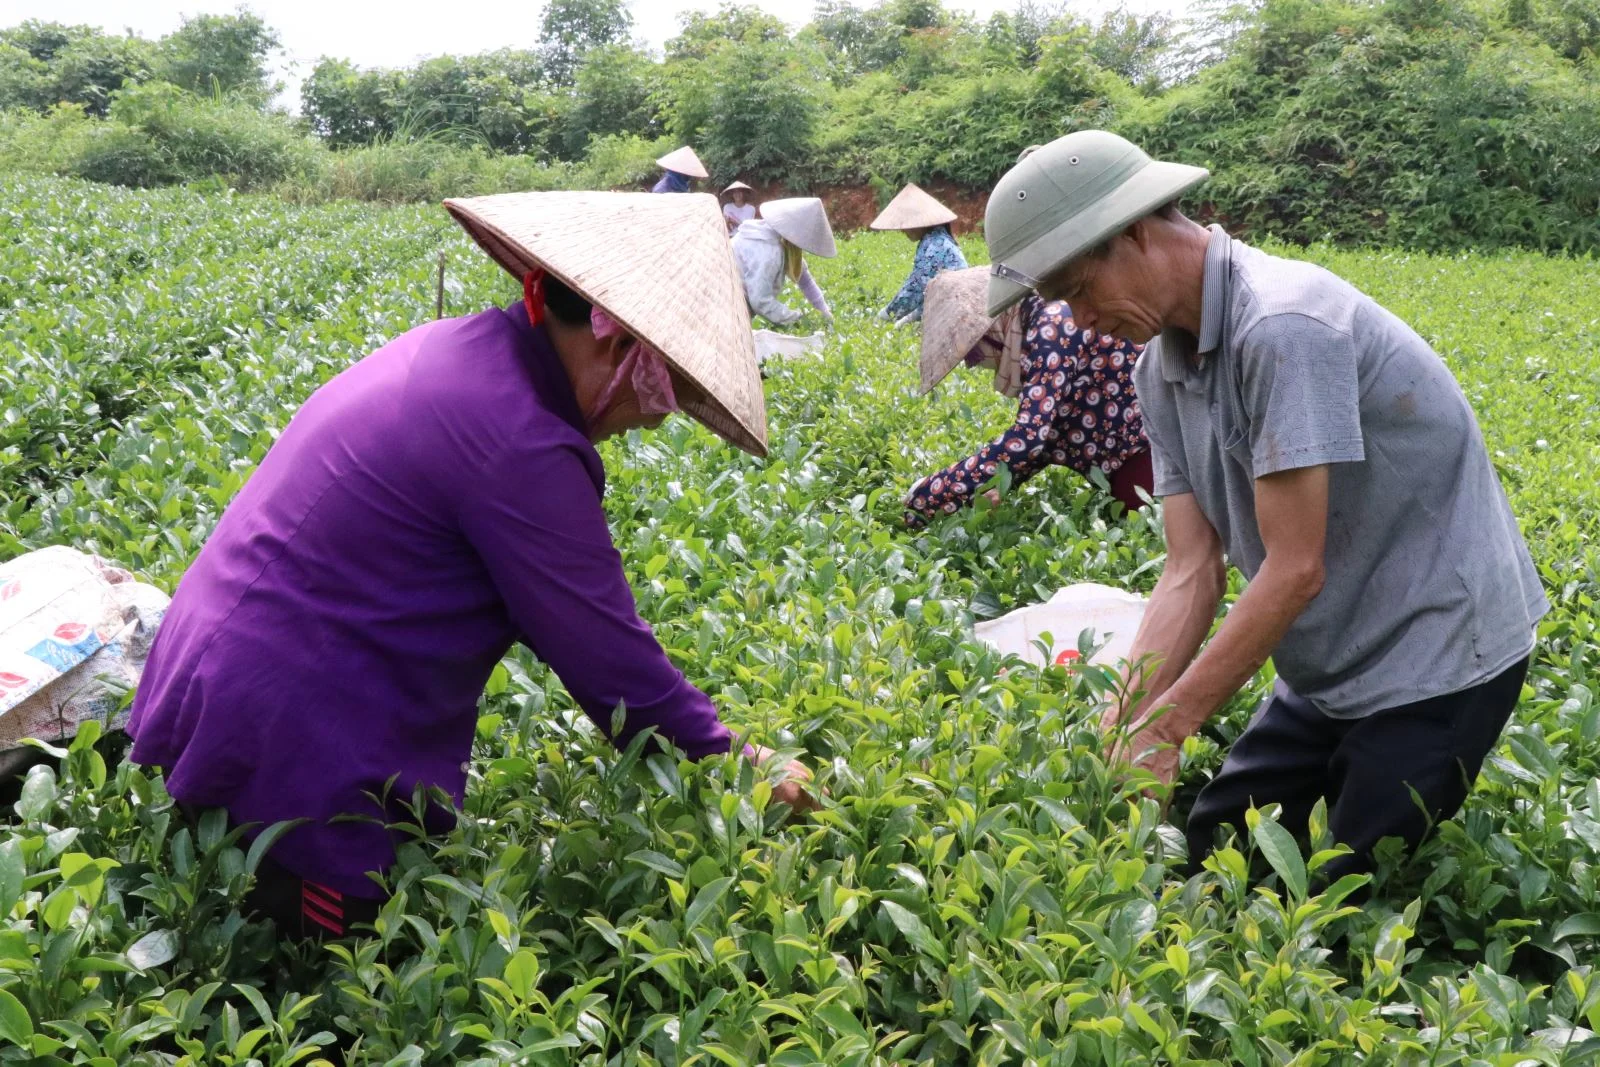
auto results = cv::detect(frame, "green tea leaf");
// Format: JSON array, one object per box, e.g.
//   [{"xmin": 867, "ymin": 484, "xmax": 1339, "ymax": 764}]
[
  {"xmin": 684, "ymin": 876, "xmax": 734, "ymax": 933},
  {"xmin": 127, "ymin": 929, "xmax": 179, "ymax": 970},
  {"xmin": 1554, "ymin": 913, "xmax": 1600, "ymax": 942},
  {"xmin": 0, "ymin": 841, "xmax": 22, "ymax": 919},
  {"xmin": 1251, "ymin": 813, "xmax": 1308, "ymax": 899},
  {"xmin": 0, "ymin": 989, "xmax": 32, "ymax": 1048},
  {"xmin": 881, "ymin": 900, "xmax": 948, "ymax": 964}
]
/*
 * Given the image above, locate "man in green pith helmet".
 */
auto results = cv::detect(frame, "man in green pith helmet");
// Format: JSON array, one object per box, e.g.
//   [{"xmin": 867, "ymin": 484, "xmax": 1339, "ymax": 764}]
[{"xmin": 983, "ymin": 130, "xmax": 1547, "ymax": 877}]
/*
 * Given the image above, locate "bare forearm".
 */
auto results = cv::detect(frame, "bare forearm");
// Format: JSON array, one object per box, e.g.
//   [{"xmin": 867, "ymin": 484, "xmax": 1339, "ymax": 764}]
[
  {"xmin": 1122, "ymin": 559, "xmax": 1225, "ymax": 717},
  {"xmin": 1158, "ymin": 556, "xmax": 1323, "ymax": 735}
]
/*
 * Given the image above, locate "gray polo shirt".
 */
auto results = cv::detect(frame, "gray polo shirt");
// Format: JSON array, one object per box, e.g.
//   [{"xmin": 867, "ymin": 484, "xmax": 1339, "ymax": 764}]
[{"xmin": 1135, "ymin": 226, "xmax": 1547, "ymax": 717}]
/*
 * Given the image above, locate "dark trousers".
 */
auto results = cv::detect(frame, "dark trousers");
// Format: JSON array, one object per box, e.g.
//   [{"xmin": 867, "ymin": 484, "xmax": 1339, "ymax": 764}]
[
  {"xmin": 1184, "ymin": 656, "xmax": 1529, "ymax": 879},
  {"xmin": 1108, "ymin": 449, "xmax": 1154, "ymax": 512}
]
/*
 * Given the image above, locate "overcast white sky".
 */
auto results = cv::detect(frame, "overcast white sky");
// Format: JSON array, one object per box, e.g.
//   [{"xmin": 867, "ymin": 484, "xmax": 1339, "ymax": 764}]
[{"xmin": 3, "ymin": 0, "xmax": 1190, "ymax": 108}]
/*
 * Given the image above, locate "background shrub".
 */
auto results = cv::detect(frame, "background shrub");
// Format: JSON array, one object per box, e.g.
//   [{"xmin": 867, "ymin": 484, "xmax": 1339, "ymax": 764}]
[{"xmin": 3, "ymin": 0, "xmax": 1600, "ymax": 251}]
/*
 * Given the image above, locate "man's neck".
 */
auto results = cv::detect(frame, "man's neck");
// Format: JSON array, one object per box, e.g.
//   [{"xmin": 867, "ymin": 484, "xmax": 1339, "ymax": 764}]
[{"xmin": 1164, "ymin": 221, "xmax": 1213, "ymax": 338}]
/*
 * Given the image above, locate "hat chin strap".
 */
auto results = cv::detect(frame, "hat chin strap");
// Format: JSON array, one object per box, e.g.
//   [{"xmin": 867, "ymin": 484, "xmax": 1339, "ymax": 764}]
[{"xmin": 991, "ymin": 261, "xmax": 1041, "ymax": 287}]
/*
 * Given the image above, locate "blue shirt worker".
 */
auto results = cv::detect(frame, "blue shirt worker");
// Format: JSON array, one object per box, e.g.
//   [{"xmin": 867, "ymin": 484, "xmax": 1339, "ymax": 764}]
[{"xmin": 871, "ymin": 183, "xmax": 968, "ymax": 324}]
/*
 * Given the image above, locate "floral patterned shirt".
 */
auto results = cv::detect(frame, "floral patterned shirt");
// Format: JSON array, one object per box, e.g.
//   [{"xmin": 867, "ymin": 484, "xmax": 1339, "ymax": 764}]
[
  {"xmin": 884, "ymin": 226, "xmax": 969, "ymax": 321},
  {"xmin": 905, "ymin": 297, "xmax": 1147, "ymax": 525}
]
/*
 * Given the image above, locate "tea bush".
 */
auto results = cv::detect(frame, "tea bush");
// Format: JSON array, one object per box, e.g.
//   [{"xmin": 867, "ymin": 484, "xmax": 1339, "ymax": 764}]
[{"xmin": 2, "ymin": 175, "xmax": 1600, "ymax": 1063}]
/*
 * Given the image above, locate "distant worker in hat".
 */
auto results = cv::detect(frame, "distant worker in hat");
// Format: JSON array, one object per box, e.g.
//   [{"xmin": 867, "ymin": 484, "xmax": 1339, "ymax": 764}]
[
  {"xmin": 128, "ymin": 190, "xmax": 817, "ymax": 939},
  {"xmin": 731, "ymin": 197, "xmax": 837, "ymax": 327},
  {"xmin": 905, "ymin": 266, "xmax": 1151, "ymax": 527},
  {"xmin": 984, "ymin": 130, "xmax": 1546, "ymax": 877},
  {"xmin": 653, "ymin": 146, "xmax": 708, "ymax": 193},
  {"xmin": 871, "ymin": 183, "xmax": 968, "ymax": 325},
  {"xmin": 722, "ymin": 181, "xmax": 757, "ymax": 235}
]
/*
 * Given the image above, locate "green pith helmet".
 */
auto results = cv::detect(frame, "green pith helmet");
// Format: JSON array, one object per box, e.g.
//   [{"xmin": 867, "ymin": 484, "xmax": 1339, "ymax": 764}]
[{"xmin": 983, "ymin": 130, "xmax": 1210, "ymax": 316}]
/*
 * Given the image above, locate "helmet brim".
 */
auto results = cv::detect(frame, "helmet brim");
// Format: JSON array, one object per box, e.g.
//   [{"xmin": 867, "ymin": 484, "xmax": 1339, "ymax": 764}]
[{"xmin": 985, "ymin": 160, "xmax": 1208, "ymax": 317}]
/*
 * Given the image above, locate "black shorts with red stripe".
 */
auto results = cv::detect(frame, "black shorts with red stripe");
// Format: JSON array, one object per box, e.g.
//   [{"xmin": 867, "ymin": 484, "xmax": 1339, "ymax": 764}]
[
  {"xmin": 245, "ymin": 853, "xmax": 383, "ymax": 940},
  {"xmin": 173, "ymin": 802, "xmax": 382, "ymax": 940}
]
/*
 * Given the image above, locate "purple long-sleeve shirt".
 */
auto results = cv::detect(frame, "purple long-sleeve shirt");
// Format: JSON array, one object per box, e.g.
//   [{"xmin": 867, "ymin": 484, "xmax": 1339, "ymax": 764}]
[{"xmin": 128, "ymin": 302, "xmax": 732, "ymax": 897}]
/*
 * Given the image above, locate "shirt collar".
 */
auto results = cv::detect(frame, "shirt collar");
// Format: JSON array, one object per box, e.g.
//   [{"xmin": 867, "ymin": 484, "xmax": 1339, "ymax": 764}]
[
  {"xmin": 1197, "ymin": 224, "xmax": 1231, "ymax": 354},
  {"xmin": 1159, "ymin": 224, "xmax": 1232, "ymax": 385}
]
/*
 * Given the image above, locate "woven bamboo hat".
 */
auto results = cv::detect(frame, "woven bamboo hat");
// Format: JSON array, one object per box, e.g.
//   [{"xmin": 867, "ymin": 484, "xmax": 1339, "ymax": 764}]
[
  {"xmin": 919, "ymin": 267, "xmax": 995, "ymax": 394},
  {"xmin": 444, "ymin": 190, "xmax": 767, "ymax": 456},
  {"xmin": 656, "ymin": 146, "xmax": 709, "ymax": 180},
  {"xmin": 760, "ymin": 197, "xmax": 837, "ymax": 258},
  {"xmin": 722, "ymin": 181, "xmax": 754, "ymax": 196},
  {"xmin": 871, "ymin": 183, "xmax": 958, "ymax": 231}
]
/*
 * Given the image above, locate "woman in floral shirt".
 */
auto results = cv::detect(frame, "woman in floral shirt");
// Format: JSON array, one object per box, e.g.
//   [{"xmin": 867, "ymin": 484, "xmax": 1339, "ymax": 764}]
[{"xmin": 906, "ymin": 267, "xmax": 1152, "ymax": 526}]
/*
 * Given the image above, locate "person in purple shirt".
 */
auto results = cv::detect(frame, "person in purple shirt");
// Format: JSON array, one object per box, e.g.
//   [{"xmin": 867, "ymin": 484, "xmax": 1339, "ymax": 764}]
[{"xmin": 128, "ymin": 190, "xmax": 814, "ymax": 939}]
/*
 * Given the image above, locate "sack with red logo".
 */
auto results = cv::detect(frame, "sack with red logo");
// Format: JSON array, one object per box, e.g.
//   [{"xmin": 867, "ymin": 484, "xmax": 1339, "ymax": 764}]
[
  {"xmin": 973, "ymin": 583, "xmax": 1146, "ymax": 670},
  {"xmin": 0, "ymin": 546, "xmax": 169, "ymax": 775}
]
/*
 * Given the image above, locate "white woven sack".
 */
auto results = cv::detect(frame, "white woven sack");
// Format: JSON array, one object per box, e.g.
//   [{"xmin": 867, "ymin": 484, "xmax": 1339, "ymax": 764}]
[{"xmin": 973, "ymin": 583, "xmax": 1146, "ymax": 668}]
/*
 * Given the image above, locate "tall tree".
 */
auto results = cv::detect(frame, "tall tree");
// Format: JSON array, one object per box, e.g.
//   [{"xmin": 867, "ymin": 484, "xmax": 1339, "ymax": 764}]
[
  {"xmin": 1088, "ymin": 5, "xmax": 1180, "ymax": 91},
  {"xmin": 0, "ymin": 21, "xmax": 156, "ymax": 116},
  {"xmin": 300, "ymin": 58, "xmax": 398, "ymax": 147},
  {"xmin": 668, "ymin": 4, "xmax": 790, "ymax": 62},
  {"xmin": 565, "ymin": 44, "xmax": 662, "ymax": 156},
  {"xmin": 539, "ymin": 0, "xmax": 632, "ymax": 87},
  {"xmin": 158, "ymin": 10, "xmax": 280, "ymax": 103}
]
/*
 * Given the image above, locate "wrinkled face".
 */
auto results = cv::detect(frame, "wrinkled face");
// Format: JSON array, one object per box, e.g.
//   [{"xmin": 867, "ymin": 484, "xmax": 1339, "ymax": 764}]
[{"xmin": 1036, "ymin": 232, "xmax": 1166, "ymax": 343}]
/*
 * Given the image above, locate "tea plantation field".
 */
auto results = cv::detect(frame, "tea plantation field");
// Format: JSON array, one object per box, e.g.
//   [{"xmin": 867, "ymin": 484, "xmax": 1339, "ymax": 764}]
[{"xmin": 3, "ymin": 174, "xmax": 1600, "ymax": 1065}]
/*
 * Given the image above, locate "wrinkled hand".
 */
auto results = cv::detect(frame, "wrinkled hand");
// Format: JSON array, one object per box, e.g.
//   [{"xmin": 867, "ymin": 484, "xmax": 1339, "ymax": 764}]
[
  {"xmin": 982, "ymin": 488, "xmax": 1002, "ymax": 508},
  {"xmin": 1130, "ymin": 738, "xmax": 1181, "ymax": 788},
  {"xmin": 1101, "ymin": 705, "xmax": 1183, "ymax": 791},
  {"xmin": 747, "ymin": 744, "xmax": 821, "ymax": 815}
]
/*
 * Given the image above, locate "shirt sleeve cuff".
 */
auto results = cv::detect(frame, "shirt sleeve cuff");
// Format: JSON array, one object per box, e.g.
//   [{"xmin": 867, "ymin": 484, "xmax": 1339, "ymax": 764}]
[{"xmin": 1253, "ymin": 437, "xmax": 1366, "ymax": 477}]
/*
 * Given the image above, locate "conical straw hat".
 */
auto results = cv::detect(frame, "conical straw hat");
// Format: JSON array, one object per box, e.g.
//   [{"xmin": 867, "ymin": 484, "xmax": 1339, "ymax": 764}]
[
  {"xmin": 871, "ymin": 183, "xmax": 958, "ymax": 231},
  {"xmin": 760, "ymin": 197, "xmax": 837, "ymax": 258},
  {"xmin": 722, "ymin": 181, "xmax": 753, "ymax": 195},
  {"xmin": 656, "ymin": 146, "xmax": 709, "ymax": 179},
  {"xmin": 444, "ymin": 190, "xmax": 766, "ymax": 456},
  {"xmin": 919, "ymin": 266, "xmax": 996, "ymax": 394}
]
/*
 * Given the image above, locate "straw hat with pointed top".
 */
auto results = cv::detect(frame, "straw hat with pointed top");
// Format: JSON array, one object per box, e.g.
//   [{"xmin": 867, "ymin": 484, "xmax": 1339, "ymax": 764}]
[
  {"xmin": 722, "ymin": 180, "xmax": 754, "ymax": 196},
  {"xmin": 918, "ymin": 266, "xmax": 997, "ymax": 395},
  {"xmin": 444, "ymin": 190, "xmax": 766, "ymax": 456},
  {"xmin": 871, "ymin": 183, "xmax": 958, "ymax": 231},
  {"xmin": 656, "ymin": 146, "xmax": 709, "ymax": 180},
  {"xmin": 759, "ymin": 197, "xmax": 837, "ymax": 258}
]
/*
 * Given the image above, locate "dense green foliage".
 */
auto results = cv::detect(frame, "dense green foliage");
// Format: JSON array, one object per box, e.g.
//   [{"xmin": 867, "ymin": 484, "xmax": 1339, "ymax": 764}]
[
  {"xmin": 2, "ymin": 174, "xmax": 1600, "ymax": 1062},
  {"xmin": 3, "ymin": 0, "xmax": 1600, "ymax": 251},
  {"xmin": 0, "ymin": 13, "xmax": 279, "ymax": 115}
]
